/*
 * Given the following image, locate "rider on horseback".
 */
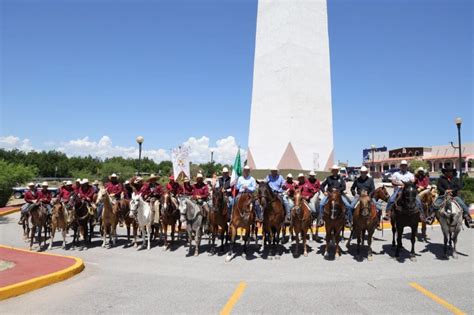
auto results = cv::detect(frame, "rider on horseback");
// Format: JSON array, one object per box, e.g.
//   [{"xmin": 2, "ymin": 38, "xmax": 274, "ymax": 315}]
[
  {"xmin": 265, "ymin": 167, "xmax": 285, "ymax": 217},
  {"xmin": 319, "ymin": 165, "xmax": 352, "ymax": 226},
  {"xmin": 77, "ymin": 179, "xmax": 96, "ymax": 216},
  {"xmin": 430, "ymin": 165, "xmax": 472, "ymax": 228},
  {"xmin": 215, "ymin": 167, "xmax": 233, "ymax": 211},
  {"xmin": 183, "ymin": 177, "xmax": 194, "ymax": 196},
  {"xmin": 295, "ymin": 173, "xmax": 320, "ymax": 223},
  {"xmin": 235, "ymin": 165, "xmax": 261, "ymax": 220},
  {"xmin": 18, "ymin": 182, "xmax": 37, "ymax": 225},
  {"xmin": 350, "ymin": 166, "xmax": 378, "ymax": 222},
  {"xmin": 139, "ymin": 174, "xmax": 163, "ymax": 208},
  {"xmin": 58, "ymin": 180, "xmax": 74, "ymax": 208},
  {"xmin": 192, "ymin": 173, "xmax": 210, "ymax": 216},
  {"xmin": 282, "ymin": 173, "xmax": 297, "ymax": 222},
  {"xmin": 97, "ymin": 174, "xmax": 124, "ymax": 219},
  {"xmin": 166, "ymin": 175, "xmax": 183, "ymax": 208}
]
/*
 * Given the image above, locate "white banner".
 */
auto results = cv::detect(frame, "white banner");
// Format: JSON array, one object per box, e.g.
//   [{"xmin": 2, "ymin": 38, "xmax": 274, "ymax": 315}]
[{"xmin": 171, "ymin": 146, "xmax": 190, "ymax": 181}]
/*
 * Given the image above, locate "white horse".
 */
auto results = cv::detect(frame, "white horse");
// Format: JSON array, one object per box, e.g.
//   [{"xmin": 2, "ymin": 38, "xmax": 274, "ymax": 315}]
[
  {"xmin": 178, "ymin": 196, "xmax": 204, "ymax": 256},
  {"xmin": 437, "ymin": 194, "xmax": 463, "ymax": 259},
  {"xmin": 130, "ymin": 193, "xmax": 153, "ymax": 250}
]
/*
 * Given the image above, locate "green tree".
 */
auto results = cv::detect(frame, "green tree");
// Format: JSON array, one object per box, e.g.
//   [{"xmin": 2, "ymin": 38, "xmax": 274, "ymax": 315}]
[
  {"xmin": 0, "ymin": 160, "xmax": 37, "ymax": 207},
  {"xmin": 409, "ymin": 160, "xmax": 430, "ymax": 173}
]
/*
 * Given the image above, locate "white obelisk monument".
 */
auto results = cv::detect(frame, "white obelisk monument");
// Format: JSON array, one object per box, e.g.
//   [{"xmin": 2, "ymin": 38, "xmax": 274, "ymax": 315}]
[{"xmin": 247, "ymin": 0, "xmax": 334, "ymax": 171}]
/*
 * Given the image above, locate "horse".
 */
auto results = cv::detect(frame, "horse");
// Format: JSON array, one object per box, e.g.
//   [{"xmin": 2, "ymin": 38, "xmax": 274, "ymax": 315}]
[
  {"xmin": 29, "ymin": 203, "xmax": 48, "ymax": 250},
  {"xmin": 226, "ymin": 192, "xmax": 256, "ymax": 262},
  {"xmin": 22, "ymin": 212, "xmax": 31, "ymax": 241},
  {"xmin": 129, "ymin": 193, "xmax": 153, "ymax": 250},
  {"xmin": 115, "ymin": 199, "xmax": 138, "ymax": 247},
  {"xmin": 48, "ymin": 201, "xmax": 68, "ymax": 250},
  {"xmin": 322, "ymin": 189, "xmax": 346, "ymax": 259},
  {"xmin": 209, "ymin": 188, "xmax": 229, "ymax": 255},
  {"xmin": 67, "ymin": 192, "xmax": 93, "ymax": 249},
  {"xmin": 437, "ymin": 193, "xmax": 463, "ymax": 259},
  {"xmin": 371, "ymin": 185, "xmax": 390, "ymax": 230},
  {"xmin": 347, "ymin": 191, "xmax": 378, "ymax": 261},
  {"xmin": 391, "ymin": 182, "xmax": 420, "ymax": 261},
  {"xmin": 291, "ymin": 189, "xmax": 312, "ymax": 257},
  {"xmin": 258, "ymin": 182, "xmax": 285, "ymax": 258},
  {"xmin": 96, "ymin": 189, "xmax": 119, "ymax": 248},
  {"xmin": 178, "ymin": 195, "xmax": 204, "ymax": 256},
  {"xmin": 419, "ymin": 186, "xmax": 437, "ymax": 241},
  {"xmin": 160, "ymin": 191, "xmax": 180, "ymax": 250}
]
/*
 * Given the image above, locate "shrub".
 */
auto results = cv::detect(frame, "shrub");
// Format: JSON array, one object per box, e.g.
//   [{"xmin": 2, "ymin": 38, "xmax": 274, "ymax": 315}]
[{"xmin": 0, "ymin": 160, "xmax": 37, "ymax": 207}]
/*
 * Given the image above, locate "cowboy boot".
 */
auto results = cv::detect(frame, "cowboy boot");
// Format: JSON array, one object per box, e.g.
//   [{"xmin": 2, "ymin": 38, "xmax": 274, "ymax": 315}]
[
  {"xmin": 18, "ymin": 213, "xmax": 25, "ymax": 225},
  {"xmin": 463, "ymin": 214, "xmax": 472, "ymax": 228},
  {"xmin": 383, "ymin": 208, "xmax": 392, "ymax": 221}
]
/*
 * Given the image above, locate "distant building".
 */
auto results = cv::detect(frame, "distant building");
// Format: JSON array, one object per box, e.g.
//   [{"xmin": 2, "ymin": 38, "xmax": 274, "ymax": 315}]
[{"xmin": 364, "ymin": 143, "xmax": 474, "ymax": 173}]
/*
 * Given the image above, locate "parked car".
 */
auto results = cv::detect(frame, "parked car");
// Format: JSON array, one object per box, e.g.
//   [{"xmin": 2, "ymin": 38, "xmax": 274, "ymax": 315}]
[
  {"xmin": 347, "ymin": 170, "xmax": 360, "ymax": 182},
  {"xmin": 12, "ymin": 185, "xmax": 59, "ymax": 199},
  {"xmin": 340, "ymin": 167, "xmax": 348, "ymax": 181},
  {"xmin": 382, "ymin": 168, "xmax": 400, "ymax": 183}
]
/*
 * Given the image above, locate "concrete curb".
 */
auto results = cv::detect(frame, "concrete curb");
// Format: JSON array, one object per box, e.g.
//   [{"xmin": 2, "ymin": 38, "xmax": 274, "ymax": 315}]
[
  {"xmin": 0, "ymin": 245, "xmax": 84, "ymax": 301},
  {"xmin": 0, "ymin": 207, "xmax": 21, "ymax": 217}
]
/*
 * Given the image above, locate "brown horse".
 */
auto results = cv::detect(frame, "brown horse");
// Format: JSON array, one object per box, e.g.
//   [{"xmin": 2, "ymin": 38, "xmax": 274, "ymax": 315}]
[
  {"xmin": 225, "ymin": 192, "xmax": 256, "ymax": 262},
  {"xmin": 347, "ymin": 191, "xmax": 378, "ymax": 261},
  {"xmin": 371, "ymin": 185, "xmax": 390, "ymax": 230},
  {"xmin": 97, "ymin": 189, "xmax": 119, "ymax": 248},
  {"xmin": 115, "ymin": 199, "xmax": 138, "ymax": 247},
  {"xmin": 258, "ymin": 182, "xmax": 285, "ymax": 258},
  {"xmin": 419, "ymin": 187, "xmax": 437, "ymax": 241},
  {"xmin": 48, "ymin": 202, "xmax": 68, "ymax": 250},
  {"xmin": 68, "ymin": 192, "xmax": 93, "ymax": 249},
  {"xmin": 291, "ymin": 189, "xmax": 312, "ymax": 257},
  {"xmin": 209, "ymin": 188, "xmax": 229, "ymax": 255},
  {"xmin": 160, "ymin": 191, "xmax": 180, "ymax": 250},
  {"xmin": 29, "ymin": 203, "xmax": 48, "ymax": 251},
  {"xmin": 322, "ymin": 190, "xmax": 346, "ymax": 259}
]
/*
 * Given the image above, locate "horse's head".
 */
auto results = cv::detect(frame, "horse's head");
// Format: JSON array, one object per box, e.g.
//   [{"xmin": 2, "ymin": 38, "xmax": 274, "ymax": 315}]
[
  {"xmin": 374, "ymin": 185, "xmax": 390, "ymax": 202},
  {"xmin": 326, "ymin": 189, "xmax": 343, "ymax": 220},
  {"xmin": 237, "ymin": 192, "xmax": 254, "ymax": 216},
  {"xmin": 177, "ymin": 195, "xmax": 188, "ymax": 221},
  {"xmin": 358, "ymin": 191, "xmax": 371, "ymax": 217},
  {"xmin": 129, "ymin": 193, "xmax": 141, "ymax": 218},
  {"xmin": 212, "ymin": 188, "xmax": 226, "ymax": 212},
  {"xmin": 161, "ymin": 191, "xmax": 171, "ymax": 213},
  {"xmin": 401, "ymin": 182, "xmax": 417, "ymax": 210},
  {"xmin": 257, "ymin": 181, "xmax": 272, "ymax": 209}
]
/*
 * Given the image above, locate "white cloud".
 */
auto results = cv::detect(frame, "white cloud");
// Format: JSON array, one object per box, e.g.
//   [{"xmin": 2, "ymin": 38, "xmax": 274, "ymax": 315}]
[
  {"xmin": 0, "ymin": 134, "xmax": 245, "ymax": 164},
  {"xmin": 0, "ymin": 136, "xmax": 33, "ymax": 151}
]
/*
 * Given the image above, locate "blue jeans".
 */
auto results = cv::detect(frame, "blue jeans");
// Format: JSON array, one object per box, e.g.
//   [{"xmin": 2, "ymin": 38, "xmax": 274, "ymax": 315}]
[
  {"xmin": 434, "ymin": 195, "xmax": 469, "ymax": 216},
  {"xmin": 319, "ymin": 194, "xmax": 352, "ymax": 218},
  {"xmin": 227, "ymin": 196, "xmax": 234, "ymax": 211},
  {"xmin": 97, "ymin": 202, "xmax": 103, "ymax": 219},
  {"xmin": 349, "ymin": 196, "xmax": 381, "ymax": 221},
  {"xmin": 21, "ymin": 203, "xmax": 34, "ymax": 214},
  {"xmin": 386, "ymin": 187, "xmax": 400, "ymax": 212},
  {"xmin": 282, "ymin": 195, "xmax": 294, "ymax": 218}
]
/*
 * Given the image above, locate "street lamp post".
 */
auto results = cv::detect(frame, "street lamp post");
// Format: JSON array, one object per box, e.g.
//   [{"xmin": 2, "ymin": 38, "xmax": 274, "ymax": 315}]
[
  {"xmin": 210, "ymin": 149, "xmax": 214, "ymax": 164},
  {"xmin": 455, "ymin": 117, "xmax": 462, "ymax": 179},
  {"xmin": 371, "ymin": 144, "xmax": 376, "ymax": 176},
  {"xmin": 136, "ymin": 136, "xmax": 144, "ymax": 176}
]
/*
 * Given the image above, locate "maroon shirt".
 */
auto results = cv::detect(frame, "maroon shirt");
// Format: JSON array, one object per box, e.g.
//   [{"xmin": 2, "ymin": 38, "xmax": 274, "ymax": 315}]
[
  {"xmin": 307, "ymin": 178, "xmax": 321, "ymax": 193},
  {"xmin": 415, "ymin": 176, "xmax": 429, "ymax": 189},
  {"xmin": 58, "ymin": 187, "xmax": 73, "ymax": 202},
  {"xmin": 192, "ymin": 182, "xmax": 209, "ymax": 199},
  {"xmin": 297, "ymin": 180, "xmax": 316, "ymax": 200},
  {"xmin": 166, "ymin": 181, "xmax": 183, "ymax": 195},
  {"xmin": 183, "ymin": 182, "xmax": 193, "ymax": 196},
  {"xmin": 139, "ymin": 183, "xmax": 163, "ymax": 200},
  {"xmin": 105, "ymin": 182, "xmax": 123, "ymax": 196},
  {"xmin": 37, "ymin": 189, "xmax": 52, "ymax": 204},
  {"xmin": 78, "ymin": 185, "xmax": 95, "ymax": 202},
  {"xmin": 282, "ymin": 181, "xmax": 297, "ymax": 197},
  {"xmin": 24, "ymin": 189, "xmax": 37, "ymax": 203}
]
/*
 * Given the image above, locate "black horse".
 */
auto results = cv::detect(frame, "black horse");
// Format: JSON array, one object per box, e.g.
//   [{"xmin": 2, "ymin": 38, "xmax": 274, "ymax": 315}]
[
  {"xmin": 67, "ymin": 192, "xmax": 94, "ymax": 249},
  {"xmin": 391, "ymin": 182, "xmax": 420, "ymax": 261}
]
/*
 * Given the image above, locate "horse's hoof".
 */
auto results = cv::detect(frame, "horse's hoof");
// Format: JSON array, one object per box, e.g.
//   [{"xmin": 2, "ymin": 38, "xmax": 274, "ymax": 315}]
[
  {"xmin": 275, "ymin": 254, "xmax": 281, "ymax": 260},
  {"xmin": 336, "ymin": 255, "xmax": 341, "ymax": 260},
  {"xmin": 208, "ymin": 252, "xmax": 215, "ymax": 256},
  {"xmin": 194, "ymin": 251, "xmax": 199, "ymax": 257},
  {"xmin": 225, "ymin": 255, "xmax": 233, "ymax": 263},
  {"xmin": 368, "ymin": 255, "xmax": 373, "ymax": 261},
  {"xmin": 133, "ymin": 243, "xmax": 138, "ymax": 248},
  {"xmin": 242, "ymin": 253, "xmax": 247, "ymax": 259},
  {"xmin": 162, "ymin": 247, "xmax": 168, "ymax": 251},
  {"xmin": 303, "ymin": 252, "xmax": 308, "ymax": 257},
  {"xmin": 410, "ymin": 256, "xmax": 417, "ymax": 262},
  {"xmin": 453, "ymin": 254, "xmax": 458, "ymax": 260}
]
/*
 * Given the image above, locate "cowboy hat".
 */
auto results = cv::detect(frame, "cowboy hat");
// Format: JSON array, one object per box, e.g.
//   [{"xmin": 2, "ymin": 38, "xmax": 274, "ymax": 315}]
[
  {"xmin": 134, "ymin": 177, "xmax": 143, "ymax": 184},
  {"xmin": 196, "ymin": 173, "xmax": 204, "ymax": 179},
  {"xmin": 360, "ymin": 166, "xmax": 369, "ymax": 172},
  {"xmin": 400, "ymin": 160, "xmax": 408, "ymax": 165},
  {"xmin": 331, "ymin": 164, "xmax": 340, "ymax": 170},
  {"xmin": 109, "ymin": 173, "xmax": 118, "ymax": 179},
  {"xmin": 76, "ymin": 178, "xmax": 81, "ymax": 182},
  {"xmin": 27, "ymin": 182, "xmax": 35, "ymax": 187},
  {"xmin": 442, "ymin": 165, "xmax": 455, "ymax": 173},
  {"xmin": 416, "ymin": 167, "xmax": 424, "ymax": 173},
  {"xmin": 124, "ymin": 180, "xmax": 130, "ymax": 185},
  {"xmin": 298, "ymin": 173, "xmax": 305, "ymax": 178},
  {"xmin": 244, "ymin": 165, "xmax": 251, "ymax": 170},
  {"xmin": 222, "ymin": 167, "xmax": 229, "ymax": 173},
  {"xmin": 80, "ymin": 179, "xmax": 89, "ymax": 185},
  {"xmin": 148, "ymin": 174, "xmax": 159, "ymax": 181},
  {"xmin": 93, "ymin": 180, "xmax": 99, "ymax": 185},
  {"xmin": 65, "ymin": 180, "xmax": 72, "ymax": 186},
  {"xmin": 41, "ymin": 181, "xmax": 49, "ymax": 187},
  {"xmin": 309, "ymin": 170, "xmax": 316, "ymax": 176},
  {"xmin": 286, "ymin": 173, "xmax": 293, "ymax": 178},
  {"xmin": 270, "ymin": 167, "xmax": 278, "ymax": 171}
]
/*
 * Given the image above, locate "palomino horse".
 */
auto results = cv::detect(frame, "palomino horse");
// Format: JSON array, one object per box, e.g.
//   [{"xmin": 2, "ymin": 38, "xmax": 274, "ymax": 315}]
[
  {"xmin": 258, "ymin": 182, "xmax": 285, "ymax": 258},
  {"xmin": 115, "ymin": 199, "xmax": 138, "ymax": 247},
  {"xmin": 178, "ymin": 196, "xmax": 204, "ymax": 256},
  {"xmin": 96, "ymin": 189, "xmax": 119, "ymax": 248},
  {"xmin": 391, "ymin": 182, "xmax": 420, "ymax": 261},
  {"xmin": 291, "ymin": 189, "xmax": 312, "ymax": 257},
  {"xmin": 209, "ymin": 188, "xmax": 229, "ymax": 255},
  {"xmin": 347, "ymin": 191, "xmax": 378, "ymax": 261},
  {"xmin": 48, "ymin": 201, "xmax": 68, "ymax": 250},
  {"xmin": 160, "ymin": 192, "xmax": 180, "ymax": 250},
  {"xmin": 130, "ymin": 193, "xmax": 153, "ymax": 250},
  {"xmin": 437, "ymin": 193, "xmax": 463, "ymax": 259},
  {"xmin": 419, "ymin": 186, "xmax": 437, "ymax": 241},
  {"xmin": 226, "ymin": 192, "xmax": 256, "ymax": 262},
  {"xmin": 68, "ymin": 192, "xmax": 93, "ymax": 249},
  {"xmin": 29, "ymin": 203, "xmax": 48, "ymax": 250},
  {"xmin": 322, "ymin": 190, "xmax": 346, "ymax": 259}
]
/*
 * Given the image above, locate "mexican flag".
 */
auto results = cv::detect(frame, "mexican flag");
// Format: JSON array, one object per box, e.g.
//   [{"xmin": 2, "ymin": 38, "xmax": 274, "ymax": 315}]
[{"xmin": 230, "ymin": 148, "xmax": 242, "ymax": 186}]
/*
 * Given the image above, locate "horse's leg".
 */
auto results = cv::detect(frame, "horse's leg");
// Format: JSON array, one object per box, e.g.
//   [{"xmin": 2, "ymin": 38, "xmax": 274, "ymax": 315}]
[
  {"xmin": 391, "ymin": 219, "xmax": 396, "ymax": 247},
  {"xmin": 170, "ymin": 223, "xmax": 175, "ymax": 250},
  {"xmin": 163, "ymin": 223, "xmax": 169, "ymax": 250},
  {"xmin": 452, "ymin": 231, "xmax": 459, "ymax": 259},
  {"xmin": 243, "ymin": 227, "xmax": 251, "ymax": 259},
  {"xmin": 48, "ymin": 225, "xmax": 55, "ymax": 250},
  {"xmin": 209, "ymin": 226, "xmax": 216, "ymax": 256},
  {"xmin": 101, "ymin": 224, "xmax": 107, "ymax": 248},
  {"xmin": 294, "ymin": 228, "xmax": 299, "ymax": 256},
  {"xmin": 126, "ymin": 224, "xmax": 131, "ymax": 243},
  {"xmin": 147, "ymin": 225, "xmax": 151, "ymax": 250},
  {"xmin": 303, "ymin": 229, "xmax": 308, "ymax": 257},
  {"xmin": 323, "ymin": 227, "xmax": 330, "ymax": 259},
  {"xmin": 356, "ymin": 230, "xmax": 362, "ymax": 260},
  {"xmin": 225, "ymin": 225, "xmax": 236, "ymax": 262},
  {"xmin": 194, "ymin": 227, "xmax": 201, "ymax": 257},
  {"xmin": 346, "ymin": 228, "xmax": 353, "ymax": 248},
  {"xmin": 367, "ymin": 229, "xmax": 374, "ymax": 261},
  {"xmin": 395, "ymin": 225, "xmax": 402, "ymax": 258},
  {"xmin": 421, "ymin": 221, "xmax": 427, "ymax": 242},
  {"xmin": 335, "ymin": 228, "xmax": 341, "ymax": 259},
  {"xmin": 30, "ymin": 225, "xmax": 35, "ymax": 250},
  {"xmin": 410, "ymin": 224, "xmax": 417, "ymax": 261}
]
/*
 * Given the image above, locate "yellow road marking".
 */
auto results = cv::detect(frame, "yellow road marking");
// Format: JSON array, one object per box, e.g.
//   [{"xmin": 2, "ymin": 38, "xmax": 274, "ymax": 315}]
[
  {"xmin": 409, "ymin": 282, "xmax": 466, "ymax": 315},
  {"xmin": 220, "ymin": 281, "xmax": 247, "ymax": 315}
]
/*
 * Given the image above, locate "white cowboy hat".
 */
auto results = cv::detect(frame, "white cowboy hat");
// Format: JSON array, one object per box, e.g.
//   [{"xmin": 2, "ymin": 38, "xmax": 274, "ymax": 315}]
[
  {"xmin": 244, "ymin": 165, "xmax": 250, "ymax": 170},
  {"xmin": 222, "ymin": 167, "xmax": 229, "ymax": 173},
  {"xmin": 76, "ymin": 178, "xmax": 81, "ymax": 182},
  {"xmin": 196, "ymin": 173, "xmax": 204, "ymax": 179},
  {"xmin": 360, "ymin": 166, "xmax": 369, "ymax": 172},
  {"xmin": 400, "ymin": 160, "xmax": 408, "ymax": 165},
  {"xmin": 41, "ymin": 181, "xmax": 49, "ymax": 186},
  {"xmin": 93, "ymin": 180, "xmax": 99, "ymax": 185},
  {"xmin": 286, "ymin": 173, "xmax": 293, "ymax": 178},
  {"xmin": 331, "ymin": 164, "xmax": 340, "ymax": 170},
  {"xmin": 309, "ymin": 170, "xmax": 316, "ymax": 176},
  {"xmin": 298, "ymin": 173, "xmax": 305, "ymax": 178},
  {"xmin": 81, "ymin": 179, "xmax": 89, "ymax": 185},
  {"xmin": 124, "ymin": 180, "xmax": 130, "ymax": 185},
  {"xmin": 27, "ymin": 182, "xmax": 35, "ymax": 187},
  {"xmin": 270, "ymin": 167, "xmax": 278, "ymax": 171},
  {"xmin": 148, "ymin": 174, "xmax": 158, "ymax": 180},
  {"xmin": 134, "ymin": 177, "xmax": 143, "ymax": 184},
  {"xmin": 65, "ymin": 180, "xmax": 73, "ymax": 185},
  {"xmin": 109, "ymin": 173, "xmax": 118, "ymax": 178},
  {"xmin": 416, "ymin": 167, "xmax": 424, "ymax": 173}
]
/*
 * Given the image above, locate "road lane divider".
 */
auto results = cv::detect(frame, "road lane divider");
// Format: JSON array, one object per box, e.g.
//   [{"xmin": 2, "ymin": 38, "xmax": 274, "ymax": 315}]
[
  {"xmin": 409, "ymin": 282, "xmax": 466, "ymax": 315},
  {"xmin": 220, "ymin": 281, "xmax": 247, "ymax": 315}
]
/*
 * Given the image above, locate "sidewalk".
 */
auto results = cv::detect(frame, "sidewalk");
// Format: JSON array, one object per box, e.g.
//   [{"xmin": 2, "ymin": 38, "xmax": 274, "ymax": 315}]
[
  {"xmin": 0, "ymin": 206, "xmax": 22, "ymax": 216},
  {"xmin": 0, "ymin": 245, "xmax": 84, "ymax": 300}
]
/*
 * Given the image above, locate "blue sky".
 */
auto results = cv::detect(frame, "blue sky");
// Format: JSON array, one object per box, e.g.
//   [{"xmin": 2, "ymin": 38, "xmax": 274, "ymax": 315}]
[{"xmin": 1, "ymin": 0, "xmax": 472, "ymax": 165}]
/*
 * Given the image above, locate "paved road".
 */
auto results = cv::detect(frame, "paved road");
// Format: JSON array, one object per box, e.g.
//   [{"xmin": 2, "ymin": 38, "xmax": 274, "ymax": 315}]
[{"xmin": 1, "ymin": 209, "xmax": 472, "ymax": 314}]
